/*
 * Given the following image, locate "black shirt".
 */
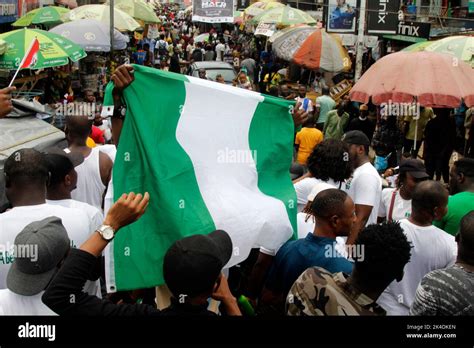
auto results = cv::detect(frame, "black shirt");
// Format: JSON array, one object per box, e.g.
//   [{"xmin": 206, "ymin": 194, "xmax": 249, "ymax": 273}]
[
  {"xmin": 346, "ymin": 117, "xmax": 375, "ymax": 141},
  {"xmin": 42, "ymin": 248, "xmax": 217, "ymax": 316}
]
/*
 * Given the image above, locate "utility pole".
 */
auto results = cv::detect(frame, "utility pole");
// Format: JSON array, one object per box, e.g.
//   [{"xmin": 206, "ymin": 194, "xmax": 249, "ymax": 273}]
[
  {"xmin": 110, "ymin": 0, "xmax": 115, "ymax": 60},
  {"xmin": 354, "ymin": 0, "xmax": 366, "ymax": 81}
]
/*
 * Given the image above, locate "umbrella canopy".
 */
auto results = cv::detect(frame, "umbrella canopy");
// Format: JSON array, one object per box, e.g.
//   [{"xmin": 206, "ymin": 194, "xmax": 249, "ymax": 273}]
[
  {"xmin": 401, "ymin": 40, "xmax": 433, "ymax": 52},
  {"xmin": 349, "ymin": 51, "xmax": 474, "ymax": 107},
  {"xmin": 272, "ymin": 26, "xmax": 315, "ymax": 60},
  {"xmin": 194, "ymin": 33, "xmax": 209, "ymax": 43},
  {"xmin": 63, "ymin": 5, "xmax": 141, "ymax": 32},
  {"xmin": 293, "ymin": 29, "xmax": 351, "ymax": 72},
  {"xmin": 244, "ymin": 1, "xmax": 285, "ymax": 18},
  {"xmin": 268, "ymin": 24, "xmax": 310, "ymax": 43},
  {"xmin": 106, "ymin": 0, "xmax": 161, "ymax": 24},
  {"xmin": 12, "ymin": 6, "xmax": 70, "ymax": 27},
  {"xmin": 425, "ymin": 35, "xmax": 474, "ymax": 67},
  {"xmin": 0, "ymin": 28, "xmax": 86, "ymax": 70},
  {"xmin": 49, "ymin": 19, "xmax": 129, "ymax": 52},
  {"xmin": 0, "ymin": 39, "xmax": 6, "ymax": 55},
  {"xmin": 250, "ymin": 6, "xmax": 316, "ymax": 26}
]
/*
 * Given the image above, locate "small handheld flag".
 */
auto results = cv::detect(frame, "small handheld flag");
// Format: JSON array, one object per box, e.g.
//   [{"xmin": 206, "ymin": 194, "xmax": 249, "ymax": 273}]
[{"xmin": 8, "ymin": 38, "xmax": 40, "ymax": 87}]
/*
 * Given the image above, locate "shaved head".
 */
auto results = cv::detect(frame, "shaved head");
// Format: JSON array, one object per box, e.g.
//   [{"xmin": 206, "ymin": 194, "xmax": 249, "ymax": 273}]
[{"xmin": 65, "ymin": 115, "xmax": 93, "ymax": 141}]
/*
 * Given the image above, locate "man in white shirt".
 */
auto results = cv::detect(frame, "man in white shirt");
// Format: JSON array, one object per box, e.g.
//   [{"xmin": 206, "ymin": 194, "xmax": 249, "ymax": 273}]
[
  {"xmin": 0, "ymin": 149, "xmax": 98, "ymax": 294},
  {"xmin": 342, "ymin": 131, "xmax": 382, "ymax": 245},
  {"xmin": 378, "ymin": 159, "xmax": 428, "ymax": 222},
  {"xmin": 0, "ymin": 217, "xmax": 68, "ymax": 315},
  {"xmin": 215, "ymin": 38, "xmax": 226, "ymax": 62},
  {"xmin": 44, "ymin": 148, "xmax": 103, "ymax": 230},
  {"xmin": 295, "ymin": 85, "xmax": 314, "ymax": 117},
  {"xmin": 377, "ymin": 181, "xmax": 457, "ymax": 315}
]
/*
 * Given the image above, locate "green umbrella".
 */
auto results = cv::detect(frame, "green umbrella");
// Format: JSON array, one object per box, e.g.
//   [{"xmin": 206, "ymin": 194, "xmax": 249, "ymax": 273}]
[
  {"xmin": 251, "ymin": 5, "xmax": 316, "ymax": 26},
  {"xmin": 401, "ymin": 41, "xmax": 433, "ymax": 52},
  {"xmin": 425, "ymin": 35, "xmax": 474, "ymax": 67},
  {"xmin": 0, "ymin": 28, "xmax": 86, "ymax": 70},
  {"xmin": 12, "ymin": 6, "xmax": 70, "ymax": 27},
  {"xmin": 106, "ymin": 0, "xmax": 161, "ymax": 24}
]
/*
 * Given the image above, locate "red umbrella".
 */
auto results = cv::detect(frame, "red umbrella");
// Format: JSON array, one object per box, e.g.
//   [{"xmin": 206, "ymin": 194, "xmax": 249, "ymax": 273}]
[{"xmin": 350, "ymin": 51, "xmax": 474, "ymax": 108}]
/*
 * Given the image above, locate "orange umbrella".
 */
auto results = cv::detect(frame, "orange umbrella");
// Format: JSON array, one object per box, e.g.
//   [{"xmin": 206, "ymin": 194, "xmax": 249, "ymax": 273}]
[
  {"xmin": 292, "ymin": 29, "xmax": 350, "ymax": 72},
  {"xmin": 349, "ymin": 51, "xmax": 474, "ymax": 108}
]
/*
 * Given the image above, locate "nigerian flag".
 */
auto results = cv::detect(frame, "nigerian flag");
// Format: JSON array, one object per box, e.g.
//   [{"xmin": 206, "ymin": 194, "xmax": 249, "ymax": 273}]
[{"xmin": 105, "ymin": 65, "xmax": 297, "ymax": 291}]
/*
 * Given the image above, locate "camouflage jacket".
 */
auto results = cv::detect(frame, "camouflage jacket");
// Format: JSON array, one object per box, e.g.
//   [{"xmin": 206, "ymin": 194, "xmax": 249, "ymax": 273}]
[{"xmin": 286, "ymin": 267, "xmax": 386, "ymax": 316}]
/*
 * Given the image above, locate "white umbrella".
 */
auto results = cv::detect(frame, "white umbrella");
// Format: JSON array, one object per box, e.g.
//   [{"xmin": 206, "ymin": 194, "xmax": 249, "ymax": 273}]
[{"xmin": 50, "ymin": 19, "xmax": 129, "ymax": 52}]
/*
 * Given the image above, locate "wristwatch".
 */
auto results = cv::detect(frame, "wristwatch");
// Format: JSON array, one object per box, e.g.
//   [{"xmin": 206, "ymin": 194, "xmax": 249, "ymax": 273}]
[{"xmin": 97, "ymin": 225, "xmax": 116, "ymax": 241}]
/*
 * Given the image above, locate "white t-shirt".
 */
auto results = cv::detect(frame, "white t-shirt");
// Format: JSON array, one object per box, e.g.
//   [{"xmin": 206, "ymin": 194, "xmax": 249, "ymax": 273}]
[
  {"xmin": 295, "ymin": 96, "xmax": 314, "ymax": 113},
  {"xmin": 344, "ymin": 162, "xmax": 382, "ymax": 226},
  {"xmin": 215, "ymin": 43, "xmax": 225, "ymax": 62},
  {"xmin": 294, "ymin": 178, "xmax": 341, "ymax": 212},
  {"xmin": 0, "ymin": 203, "xmax": 99, "ymax": 295},
  {"xmin": 377, "ymin": 219, "xmax": 457, "ymax": 315},
  {"xmin": 46, "ymin": 199, "xmax": 103, "ymax": 231},
  {"xmin": 378, "ymin": 188, "xmax": 412, "ymax": 221},
  {"xmin": 0, "ymin": 289, "xmax": 56, "ymax": 315}
]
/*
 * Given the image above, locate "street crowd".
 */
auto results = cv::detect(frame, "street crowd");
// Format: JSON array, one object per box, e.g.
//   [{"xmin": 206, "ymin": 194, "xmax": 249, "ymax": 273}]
[{"xmin": 0, "ymin": 4, "xmax": 472, "ymax": 317}]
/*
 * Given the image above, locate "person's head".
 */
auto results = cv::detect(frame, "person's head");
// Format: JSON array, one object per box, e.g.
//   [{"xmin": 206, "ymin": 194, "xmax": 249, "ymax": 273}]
[
  {"xmin": 336, "ymin": 0, "xmax": 346, "ymax": 6},
  {"xmin": 411, "ymin": 180, "xmax": 449, "ymax": 223},
  {"xmin": 65, "ymin": 114, "xmax": 93, "ymax": 146},
  {"xmin": 163, "ymin": 230, "xmax": 232, "ymax": 303},
  {"xmin": 280, "ymin": 84, "xmax": 290, "ymax": 97},
  {"xmin": 337, "ymin": 101, "xmax": 348, "ymax": 116},
  {"xmin": 83, "ymin": 90, "xmax": 95, "ymax": 103},
  {"xmin": 342, "ymin": 130, "xmax": 370, "ymax": 167},
  {"xmin": 215, "ymin": 74, "xmax": 225, "ymax": 84},
  {"xmin": 397, "ymin": 159, "xmax": 429, "ymax": 197},
  {"xmin": 298, "ymin": 84, "xmax": 307, "ymax": 98},
  {"xmin": 359, "ymin": 104, "xmax": 368, "ymax": 118},
  {"xmin": 4, "ymin": 148, "xmax": 48, "ymax": 205},
  {"xmin": 268, "ymin": 85, "xmax": 279, "ymax": 97},
  {"xmin": 196, "ymin": 41, "xmax": 203, "ymax": 48},
  {"xmin": 322, "ymin": 87, "xmax": 330, "ymax": 96},
  {"xmin": 307, "ymin": 139, "xmax": 353, "ymax": 182},
  {"xmin": 449, "ymin": 158, "xmax": 474, "ymax": 195},
  {"xmin": 352, "ymin": 221, "xmax": 411, "ymax": 292},
  {"xmin": 310, "ymin": 189, "xmax": 355, "ymax": 237},
  {"xmin": 160, "ymin": 34, "xmax": 165, "ymax": 40},
  {"xmin": 238, "ymin": 71, "xmax": 247, "ymax": 84},
  {"xmin": 136, "ymin": 43, "xmax": 143, "ymax": 51},
  {"xmin": 198, "ymin": 68, "xmax": 207, "ymax": 79},
  {"xmin": 456, "ymin": 211, "xmax": 474, "ymax": 265},
  {"xmin": 44, "ymin": 148, "xmax": 84, "ymax": 199},
  {"xmin": 6, "ymin": 217, "xmax": 70, "ymax": 296}
]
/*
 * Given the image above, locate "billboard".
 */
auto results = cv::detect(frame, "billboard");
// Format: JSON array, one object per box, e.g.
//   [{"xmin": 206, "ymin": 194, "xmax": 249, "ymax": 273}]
[
  {"xmin": 192, "ymin": 0, "xmax": 234, "ymax": 23},
  {"xmin": 327, "ymin": 0, "xmax": 357, "ymax": 33},
  {"xmin": 367, "ymin": 0, "xmax": 400, "ymax": 34}
]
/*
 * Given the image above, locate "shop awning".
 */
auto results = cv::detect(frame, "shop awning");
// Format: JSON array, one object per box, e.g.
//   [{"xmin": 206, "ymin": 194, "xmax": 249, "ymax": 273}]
[{"xmin": 383, "ymin": 34, "xmax": 428, "ymax": 43}]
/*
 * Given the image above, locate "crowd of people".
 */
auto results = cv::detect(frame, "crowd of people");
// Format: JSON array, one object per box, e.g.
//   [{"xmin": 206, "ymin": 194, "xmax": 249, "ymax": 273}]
[{"xmin": 0, "ymin": 4, "xmax": 473, "ymax": 318}]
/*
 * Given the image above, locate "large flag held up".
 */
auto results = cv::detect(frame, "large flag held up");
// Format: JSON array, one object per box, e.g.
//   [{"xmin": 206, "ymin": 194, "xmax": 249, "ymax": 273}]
[{"xmin": 105, "ymin": 66, "xmax": 297, "ymax": 291}]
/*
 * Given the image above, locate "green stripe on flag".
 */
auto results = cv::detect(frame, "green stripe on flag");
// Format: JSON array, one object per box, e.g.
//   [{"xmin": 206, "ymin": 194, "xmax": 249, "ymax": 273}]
[{"xmin": 249, "ymin": 95, "xmax": 297, "ymax": 238}]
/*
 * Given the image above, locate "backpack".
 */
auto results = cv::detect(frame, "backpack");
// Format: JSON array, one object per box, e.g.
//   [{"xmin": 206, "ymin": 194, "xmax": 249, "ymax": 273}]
[{"xmin": 192, "ymin": 48, "xmax": 203, "ymax": 62}]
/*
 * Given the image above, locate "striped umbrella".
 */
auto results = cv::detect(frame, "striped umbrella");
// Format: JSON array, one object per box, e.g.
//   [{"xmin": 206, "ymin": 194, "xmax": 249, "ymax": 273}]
[
  {"xmin": 401, "ymin": 40, "xmax": 433, "ymax": 52},
  {"xmin": 0, "ymin": 28, "xmax": 86, "ymax": 70},
  {"xmin": 250, "ymin": 5, "xmax": 316, "ymax": 26},
  {"xmin": 12, "ymin": 6, "xmax": 70, "ymax": 27},
  {"xmin": 268, "ymin": 24, "xmax": 311, "ymax": 43},
  {"xmin": 272, "ymin": 26, "xmax": 316, "ymax": 61}
]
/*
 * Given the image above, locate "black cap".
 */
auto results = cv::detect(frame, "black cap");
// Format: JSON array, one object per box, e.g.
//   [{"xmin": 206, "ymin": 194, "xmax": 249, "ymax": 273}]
[
  {"xmin": 400, "ymin": 159, "xmax": 429, "ymax": 179},
  {"xmin": 163, "ymin": 230, "xmax": 232, "ymax": 298},
  {"xmin": 342, "ymin": 130, "xmax": 370, "ymax": 146}
]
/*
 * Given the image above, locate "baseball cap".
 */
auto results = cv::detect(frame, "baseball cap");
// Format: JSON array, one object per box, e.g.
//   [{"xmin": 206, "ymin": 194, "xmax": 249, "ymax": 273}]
[
  {"xmin": 163, "ymin": 230, "xmax": 233, "ymax": 298},
  {"xmin": 400, "ymin": 159, "xmax": 429, "ymax": 179},
  {"xmin": 43, "ymin": 147, "xmax": 84, "ymax": 185},
  {"xmin": 342, "ymin": 130, "xmax": 370, "ymax": 146},
  {"xmin": 7, "ymin": 217, "xmax": 70, "ymax": 296}
]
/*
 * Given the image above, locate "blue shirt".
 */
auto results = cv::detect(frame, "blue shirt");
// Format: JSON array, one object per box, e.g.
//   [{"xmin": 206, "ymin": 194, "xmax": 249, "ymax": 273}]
[{"xmin": 265, "ymin": 233, "xmax": 353, "ymax": 296}]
